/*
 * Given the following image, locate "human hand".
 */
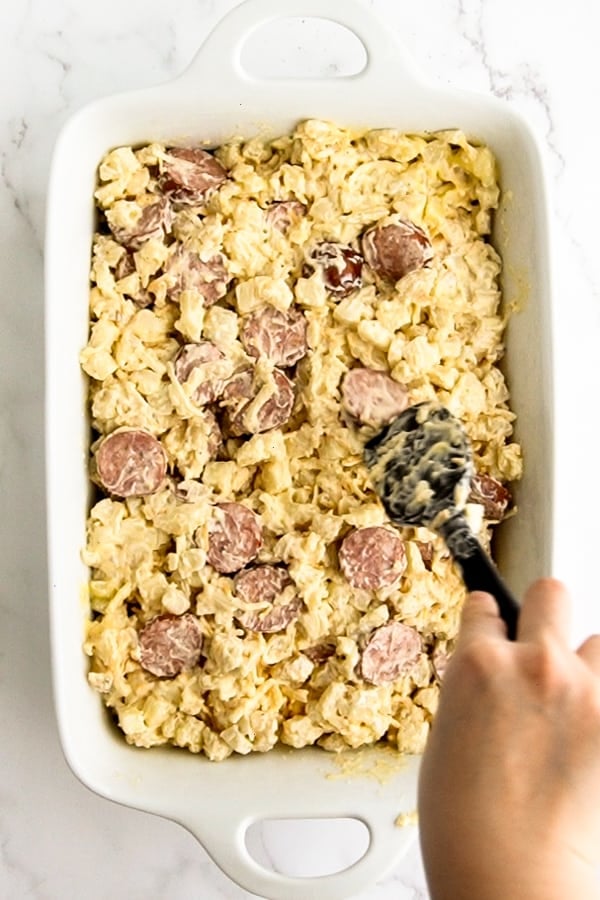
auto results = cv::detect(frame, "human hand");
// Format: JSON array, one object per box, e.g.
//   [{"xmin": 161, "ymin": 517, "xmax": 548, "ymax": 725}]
[{"xmin": 418, "ymin": 578, "xmax": 600, "ymax": 900}]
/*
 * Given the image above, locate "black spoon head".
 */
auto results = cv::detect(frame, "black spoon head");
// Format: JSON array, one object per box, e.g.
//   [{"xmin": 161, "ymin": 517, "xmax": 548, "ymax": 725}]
[{"xmin": 364, "ymin": 402, "xmax": 474, "ymax": 528}]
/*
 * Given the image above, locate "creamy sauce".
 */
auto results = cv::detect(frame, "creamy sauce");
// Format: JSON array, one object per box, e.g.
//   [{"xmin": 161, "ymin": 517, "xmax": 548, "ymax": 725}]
[
  {"xmin": 324, "ymin": 744, "xmax": 408, "ymax": 784},
  {"xmin": 364, "ymin": 402, "xmax": 473, "ymax": 528},
  {"xmin": 83, "ymin": 123, "xmax": 518, "ymax": 761}
]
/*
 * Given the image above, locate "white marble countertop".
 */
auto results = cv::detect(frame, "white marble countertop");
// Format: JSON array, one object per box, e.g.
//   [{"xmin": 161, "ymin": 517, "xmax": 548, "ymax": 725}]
[{"xmin": 3, "ymin": 0, "xmax": 600, "ymax": 897}]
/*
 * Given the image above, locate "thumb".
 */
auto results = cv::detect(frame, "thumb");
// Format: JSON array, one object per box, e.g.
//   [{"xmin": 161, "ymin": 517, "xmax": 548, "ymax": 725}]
[{"xmin": 456, "ymin": 591, "xmax": 507, "ymax": 648}]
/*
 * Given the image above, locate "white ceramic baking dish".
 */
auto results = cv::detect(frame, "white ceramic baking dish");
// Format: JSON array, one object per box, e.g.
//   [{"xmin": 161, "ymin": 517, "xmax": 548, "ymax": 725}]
[{"xmin": 45, "ymin": 1, "xmax": 555, "ymax": 897}]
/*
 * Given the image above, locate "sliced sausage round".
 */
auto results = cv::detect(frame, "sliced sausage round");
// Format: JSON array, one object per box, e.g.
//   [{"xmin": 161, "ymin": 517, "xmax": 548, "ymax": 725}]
[
  {"xmin": 241, "ymin": 306, "xmax": 308, "ymax": 367},
  {"xmin": 108, "ymin": 197, "xmax": 173, "ymax": 250},
  {"xmin": 361, "ymin": 621, "xmax": 422, "ymax": 685},
  {"xmin": 206, "ymin": 502, "xmax": 263, "ymax": 573},
  {"xmin": 234, "ymin": 565, "xmax": 301, "ymax": 633},
  {"xmin": 468, "ymin": 473, "xmax": 511, "ymax": 520},
  {"xmin": 303, "ymin": 242, "xmax": 363, "ymax": 297},
  {"xmin": 166, "ymin": 248, "xmax": 231, "ymax": 307},
  {"xmin": 138, "ymin": 612, "xmax": 203, "ymax": 678},
  {"xmin": 174, "ymin": 341, "xmax": 228, "ymax": 405},
  {"xmin": 160, "ymin": 147, "xmax": 228, "ymax": 204},
  {"xmin": 339, "ymin": 526, "xmax": 406, "ymax": 591},
  {"xmin": 265, "ymin": 200, "xmax": 307, "ymax": 233},
  {"xmin": 220, "ymin": 368, "xmax": 254, "ymax": 403},
  {"xmin": 96, "ymin": 429, "xmax": 167, "ymax": 498},
  {"xmin": 341, "ymin": 367, "xmax": 409, "ymax": 427},
  {"xmin": 361, "ymin": 218, "xmax": 433, "ymax": 282},
  {"xmin": 222, "ymin": 368, "xmax": 295, "ymax": 436},
  {"xmin": 234, "ymin": 564, "xmax": 291, "ymax": 604}
]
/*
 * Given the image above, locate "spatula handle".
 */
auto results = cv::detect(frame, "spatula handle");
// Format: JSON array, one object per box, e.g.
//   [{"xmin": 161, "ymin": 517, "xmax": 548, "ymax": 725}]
[
  {"xmin": 457, "ymin": 543, "xmax": 520, "ymax": 640},
  {"xmin": 439, "ymin": 515, "xmax": 520, "ymax": 640}
]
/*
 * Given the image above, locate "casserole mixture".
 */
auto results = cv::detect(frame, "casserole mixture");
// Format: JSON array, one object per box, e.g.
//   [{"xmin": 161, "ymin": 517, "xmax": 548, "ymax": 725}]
[{"xmin": 81, "ymin": 119, "xmax": 521, "ymax": 760}]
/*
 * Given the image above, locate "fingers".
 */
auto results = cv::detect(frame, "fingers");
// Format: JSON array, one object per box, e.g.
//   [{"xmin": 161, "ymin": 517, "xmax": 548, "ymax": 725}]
[
  {"xmin": 517, "ymin": 578, "xmax": 571, "ymax": 644},
  {"xmin": 578, "ymin": 635, "xmax": 600, "ymax": 676},
  {"xmin": 456, "ymin": 591, "xmax": 506, "ymax": 647}
]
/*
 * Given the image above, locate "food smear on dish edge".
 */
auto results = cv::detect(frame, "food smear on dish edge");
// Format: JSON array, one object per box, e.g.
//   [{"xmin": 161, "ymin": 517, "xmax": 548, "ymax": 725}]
[{"xmin": 81, "ymin": 119, "xmax": 522, "ymax": 760}]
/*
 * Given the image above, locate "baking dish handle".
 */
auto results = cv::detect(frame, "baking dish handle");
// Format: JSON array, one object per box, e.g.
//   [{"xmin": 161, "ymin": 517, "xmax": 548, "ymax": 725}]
[
  {"xmin": 179, "ymin": 807, "xmax": 416, "ymax": 900},
  {"xmin": 182, "ymin": 0, "xmax": 421, "ymax": 89}
]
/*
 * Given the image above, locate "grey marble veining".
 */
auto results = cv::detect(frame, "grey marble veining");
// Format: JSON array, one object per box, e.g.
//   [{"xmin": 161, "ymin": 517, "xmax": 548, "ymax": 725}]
[{"xmin": 2, "ymin": 1, "xmax": 600, "ymax": 897}]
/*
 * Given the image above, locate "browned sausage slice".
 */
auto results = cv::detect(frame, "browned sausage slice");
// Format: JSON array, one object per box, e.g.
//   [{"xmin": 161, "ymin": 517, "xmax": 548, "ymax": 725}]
[
  {"xmin": 339, "ymin": 526, "xmax": 406, "ymax": 590},
  {"xmin": 160, "ymin": 147, "xmax": 228, "ymax": 204},
  {"xmin": 361, "ymin": 621, "xmax": 422, "ymax": 685},
  {"xmin": 241, "ymin": 306, "xmax": 308, "ymax": 367},
  {"xmin": 108, "ymin": 197, "xmax": 173, "ymax": 250},
  {"xmin": 468, "ymin": 473, "xmax": 511, "ymax": 520},
  {"xmin": 113, "ymin": 252, "xmax": 153, "ymax": 307},
  {"xmin": 174, "ymin": 341, "xmax": 228, "ymax": 405},
  {"xmin": 114, "ymin": 252, "xmax": 136, "ymax": 280},
  {"xmin": 361, "ymin": 218, "xmax": 433, "ymax": 282},
  {"xmin": 206, "ymin": 502, "xmax": 263, "ymax": 573},
  {"xmin": 303, "ymin": 242, "xmax": 363, "ymax": 297},
  {"xmin": 138, "ymin": 613, "xmax": 203, "ymax": 678},
  {"xmin": 221, "ymin": 368, "xmax": 295, "ymax": 435},
  {"xmin": 166, "ymin": 248, "xmax": 231, "ymax": 307},
  {"xmin": 341, "ymin": 367, "xmax": 409, "ymax": 427},
  {"xmin": 234, "ymin": 565, "xmax": 302, "ymax": 633},
  {"xmin": 303, "ymin": 641, "xmax": 336, "ymax": 664},
  {"xmin": 204, "ymin": 409, "xmax": 223, "ymax": 458},
  {"xmin": 265, "ymin": 200, "xmax": 307, "ymax": 233},
  {"xmin": 96, "ymin": 429, "xmax": 167, "ymax": 498},
  {"xmin": 415, "ymin": 540, "xmax": 434, "ymax": 570}
]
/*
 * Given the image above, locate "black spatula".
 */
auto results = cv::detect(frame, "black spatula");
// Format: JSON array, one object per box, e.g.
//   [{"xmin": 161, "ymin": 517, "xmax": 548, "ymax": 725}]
[{"xmin": 364, "ymin": 402, "xmax": 520, "ymax": 639}]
